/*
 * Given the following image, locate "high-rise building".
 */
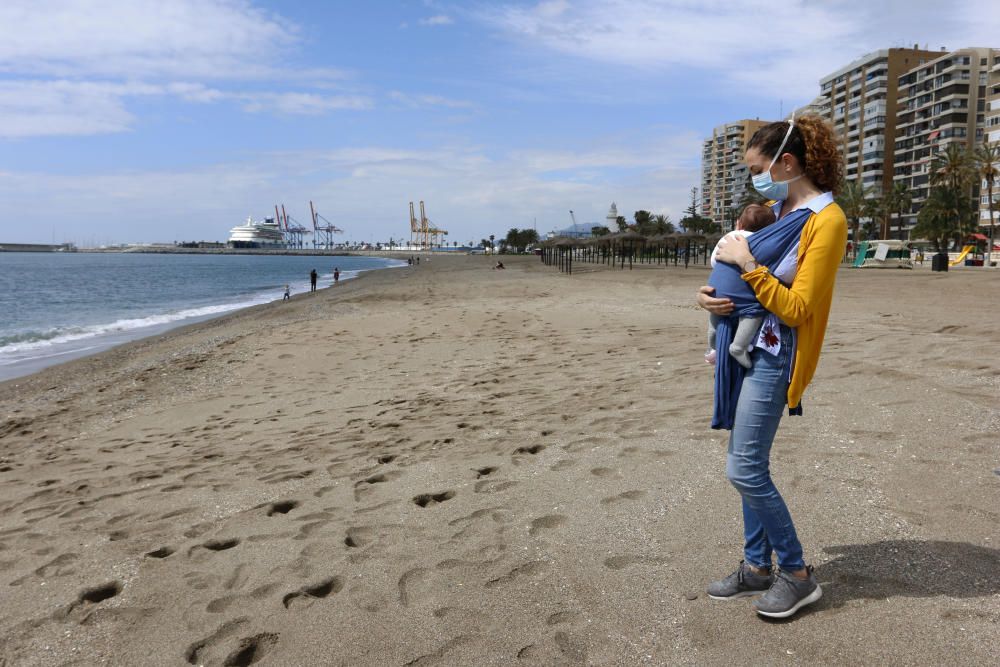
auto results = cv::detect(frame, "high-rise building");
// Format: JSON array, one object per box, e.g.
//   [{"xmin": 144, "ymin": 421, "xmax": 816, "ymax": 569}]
[
  {"xmin": 892, "ymin": 47, "xmax": 1000, "ymax": 234},
  {"xmin": 788, "ymin": 95, "xmax": 830, "ymax": 121},
  {"xmin": 700, "ymin": 119, "xmax": 769, "ymax": 230},
  {"xmin": 982, "ymin": 52, "xmax": 1000, "ymax": 234},
  {"xmin": 819, "ymin": 47, "xmax": 942, "ymax": 205}
]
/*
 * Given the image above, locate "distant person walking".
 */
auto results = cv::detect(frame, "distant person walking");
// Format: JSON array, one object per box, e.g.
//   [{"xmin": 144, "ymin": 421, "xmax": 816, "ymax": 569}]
[
  {"xmin": 696, "ymin": 115, "xmax": 847, "ymax": 619},
  {"xmin": 310, "ymin": 269, "xmax": 317, "ymax": 292},
  {"xmin": 283, "ymin": 284, "xmax": 290, "ymax": 301},
  {"xmin": 333, "ymin": 267, "xmax": 340, "ymax": 285}
]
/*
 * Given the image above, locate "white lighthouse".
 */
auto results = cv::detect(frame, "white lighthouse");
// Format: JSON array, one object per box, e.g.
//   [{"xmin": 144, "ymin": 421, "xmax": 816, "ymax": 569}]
[{"xmin": 606, "ymin": 202, "xmax": 619, "ymax": 230}]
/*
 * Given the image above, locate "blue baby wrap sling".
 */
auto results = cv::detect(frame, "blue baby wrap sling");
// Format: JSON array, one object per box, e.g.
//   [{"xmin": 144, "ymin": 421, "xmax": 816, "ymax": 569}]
[{"xmin": 707, "ymin": 207, "xmax": 812, "ymax": 430}]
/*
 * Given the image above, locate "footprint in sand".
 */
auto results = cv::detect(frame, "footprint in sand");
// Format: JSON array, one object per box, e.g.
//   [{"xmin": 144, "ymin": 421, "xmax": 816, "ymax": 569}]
[
  {"xmin": 412, "ymin": 491, "xmax": 455, "ymax": 507},
  {"xmin": 603, "ymin": 554, "xmax": 668, "ymax": 570},
  {"xmin": 186, "ymin": 620, "xmax": 276, "ymax": 667},
  {"xmin": 282, "ymin": 576, "xmax": 344, "ymax": 609},
  {"xmin": 145, "ymin": 546, "xmax": 175, "ymax": 559},
  {"xmin": 485, "ymin": 561, "xmax": 549, "ymax": 588},
  {"xmin": 528, "ymin": 515, "xmax": 567, "ymax": 536},
  {"xmin": 600, "ymin": 490, "xmax": 647, "ymax": 505},
  {"xmin": 264, "ymin": 500, "xmax": 299, "ymax": 516},
  {"xmin": 340, "ymin": 524, "xmax": 374, "ymax": 548},
  {"xmin": 63, "ymin": 581, "xmax": 122, "ymax": 621},
  {"xmin": 189, "ymin": 538, "xmax": 241, "ymax": 559}
]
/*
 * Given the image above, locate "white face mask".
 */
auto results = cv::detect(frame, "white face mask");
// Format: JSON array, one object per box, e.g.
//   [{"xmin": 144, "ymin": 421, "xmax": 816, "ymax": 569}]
[{"xmin": 751, "ymin": 120, "xmax": 803, "ymax": 200}]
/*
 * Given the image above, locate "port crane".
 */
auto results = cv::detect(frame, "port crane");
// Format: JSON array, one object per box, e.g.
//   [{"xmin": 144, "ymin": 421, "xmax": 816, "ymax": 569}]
[
  {"xmin": 275, "ymin": 204, "xmax": 311, "ymax": 248},
  {"xmin": 409, "ymin": 202, "xmax": 421, "ymax": 248},
  {"xmin": 407, "ymin": 200, "xmax": 448, "ymax": 248},
  {"xmin": 310, "ymin": 201, "xmax": 344, "ymax": 249},
  {"xmin": 419, "ymin": 200, "xmax": 447, "ymax": 248}
]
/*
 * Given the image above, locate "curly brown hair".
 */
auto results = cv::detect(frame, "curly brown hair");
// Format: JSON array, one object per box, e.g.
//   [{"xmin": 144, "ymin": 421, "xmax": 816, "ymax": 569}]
[{"xmin": 747, "ymin": 115, "xmax": 843, "ymax": 195}]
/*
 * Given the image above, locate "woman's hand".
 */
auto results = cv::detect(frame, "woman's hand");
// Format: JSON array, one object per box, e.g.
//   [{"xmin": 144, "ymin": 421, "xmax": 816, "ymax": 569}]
[
  {"xmin": 696, "ymin": 286, "xmax": 734, "ymax": 315},
  {"xmin": 714, "ymin": 233, "xmax": 754, "ymax": 268}
]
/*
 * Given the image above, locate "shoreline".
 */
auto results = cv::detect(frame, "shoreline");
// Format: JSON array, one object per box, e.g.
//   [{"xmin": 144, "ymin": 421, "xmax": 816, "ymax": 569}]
[
  {"xmin": 1, "ymin": 255, "xmax": 998, "ymax": 665},
  {"xmin": 0, "ymin": 256, "xmax": 407, "ymax": 383}
]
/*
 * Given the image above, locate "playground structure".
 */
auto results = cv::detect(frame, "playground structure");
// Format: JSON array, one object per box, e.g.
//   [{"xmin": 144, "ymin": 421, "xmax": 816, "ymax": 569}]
[
  {"xmin": 852, "ymin": 240, "xmax": 913, "ymax": 269},
  {"xmin": 949, "ymin": 245, "xmax": 976, "ymax": 266},
  {"xmin": 408, "ymin": 201, "xmax": 448, "ymax": 248},
  {"xmin": 309, "ymin": 201, "xmax": 344, "ymax": 249}
]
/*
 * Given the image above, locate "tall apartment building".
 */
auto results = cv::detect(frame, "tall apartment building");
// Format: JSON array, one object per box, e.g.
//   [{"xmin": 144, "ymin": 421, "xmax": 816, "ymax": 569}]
[
  {"xmin": 983, "ymin": 52, "xmax": 1000, "ymax": 232},
  {"xmin": 892, "ymin": 47, "xmax": 1000, "ymax": 233},
  {"xmin": 788, "ymin": 95, "xmax": 830, "ymax": 121},
  {"xmin": 819, "ymin": 47, "xmax": 941, "ymax": 202},
  {"xmin": 700, "ymin": 119, "xmax": 769, "ymax": 230}
]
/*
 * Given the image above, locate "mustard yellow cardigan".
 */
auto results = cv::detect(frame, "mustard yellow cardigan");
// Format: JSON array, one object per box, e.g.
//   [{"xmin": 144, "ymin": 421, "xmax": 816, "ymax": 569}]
[{"xmin": 741, "ymin": 202, "xmax": 848, "ymax": 409}]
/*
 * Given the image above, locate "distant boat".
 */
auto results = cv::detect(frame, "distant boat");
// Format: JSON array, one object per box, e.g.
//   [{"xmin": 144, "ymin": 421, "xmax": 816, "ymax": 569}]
[{"xmin": 228, "ymin": 216, "xmax": 285, "ymax": 247}]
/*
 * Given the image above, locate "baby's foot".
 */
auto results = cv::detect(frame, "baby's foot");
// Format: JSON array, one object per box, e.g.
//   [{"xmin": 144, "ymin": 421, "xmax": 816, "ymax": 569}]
[
  {"xmin": 729, "ymin": 344, "xmax": 752, "ymax": 369},
  {"xmin": 704, "ymin": 349, "xmax": 717, "ymax": 365}
]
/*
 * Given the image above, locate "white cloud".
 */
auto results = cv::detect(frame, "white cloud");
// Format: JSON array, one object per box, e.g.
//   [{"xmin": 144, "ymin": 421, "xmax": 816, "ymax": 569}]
[
  {"xmin": 0, "ymin": 1, "xmax": 366, "ymax": 138},
  {"xmin": 419, "ymin": 15, "xmax": 454, "ymax": 26},
  {"xmin": 0, "ymin": 0, "xmax": 296, "ymax": 80},
  {"xmin": 0, "ymin": 133, "xmax": 700, "ymax": 243},
  {"xmin": 0, "ymin": 80, "xmax": 371, "ymax": 138},
  {"xmin": 239, "ymin": 92, "xmax": 371, "ymax": 115},
  {"xmin": 388, "ymin": 91, "xmax": 475, "ymax": 109},
  {"xmin": 481, "ymin": 0, "xmax": 1000, "ymax": 101}
]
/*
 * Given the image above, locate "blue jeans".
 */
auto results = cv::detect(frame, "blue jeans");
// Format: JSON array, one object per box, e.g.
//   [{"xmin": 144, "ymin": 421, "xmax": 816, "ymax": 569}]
[{"xmin": 725, "ymin": 334, "xmax": 805, "ymax": 571}]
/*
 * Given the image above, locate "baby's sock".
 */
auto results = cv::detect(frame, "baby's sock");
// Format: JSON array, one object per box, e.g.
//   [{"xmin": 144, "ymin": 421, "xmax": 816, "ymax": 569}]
[{"xmin": 729, "ymin": 344, "xmax": 752, "ymax": 369}]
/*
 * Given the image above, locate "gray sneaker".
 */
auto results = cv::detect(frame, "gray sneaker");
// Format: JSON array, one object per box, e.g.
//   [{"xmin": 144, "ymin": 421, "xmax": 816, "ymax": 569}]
[
  {"xmin": 753, "ymin": 566, "xmax": 822, "ymax": 618},
  {"xmin": 707, "ymin": 560, "xmax": 772, "ymax": 600}
]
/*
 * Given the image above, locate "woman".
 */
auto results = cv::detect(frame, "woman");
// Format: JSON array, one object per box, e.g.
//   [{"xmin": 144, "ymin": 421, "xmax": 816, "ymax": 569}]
[{"xmin": 697, "ymin": 115, "xmax": 847, "ymax": 618}]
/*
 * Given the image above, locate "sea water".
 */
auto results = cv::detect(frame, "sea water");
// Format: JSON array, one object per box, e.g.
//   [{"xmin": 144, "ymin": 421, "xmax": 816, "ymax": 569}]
[{"xmin": 0, "ymin": 252, "xmax": 405, "ymax": 381}]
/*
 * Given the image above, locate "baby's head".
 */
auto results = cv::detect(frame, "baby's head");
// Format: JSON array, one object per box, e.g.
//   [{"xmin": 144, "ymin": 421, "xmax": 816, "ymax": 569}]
[{"xmin": 737, "ymin": 204, "xmax": 776, "ymax": 232}]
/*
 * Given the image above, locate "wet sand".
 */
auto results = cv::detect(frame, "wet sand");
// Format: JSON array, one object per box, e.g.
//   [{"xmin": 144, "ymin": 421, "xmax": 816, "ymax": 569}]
[{"xmin": 1, "ymin": 255, "xmax": 998, "ymax": 665}]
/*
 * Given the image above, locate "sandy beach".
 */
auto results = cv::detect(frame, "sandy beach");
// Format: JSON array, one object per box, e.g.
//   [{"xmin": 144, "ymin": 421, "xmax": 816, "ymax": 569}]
[{"xmin": 1, "ymin": 254, "xmax": 998, "ymax": 666}]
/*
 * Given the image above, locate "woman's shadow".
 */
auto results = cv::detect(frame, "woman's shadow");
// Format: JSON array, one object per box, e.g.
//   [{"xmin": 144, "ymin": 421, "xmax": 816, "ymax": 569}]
[{"xmin": 766, "ymin": 539, "xmax": 1000, "ymax": 621}]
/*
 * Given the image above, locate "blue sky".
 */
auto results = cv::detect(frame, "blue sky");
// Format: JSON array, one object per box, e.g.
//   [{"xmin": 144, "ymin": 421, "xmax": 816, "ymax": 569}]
[{"xmin": 0, "ymin": 0, "xmax": 995, "ymax": 245}]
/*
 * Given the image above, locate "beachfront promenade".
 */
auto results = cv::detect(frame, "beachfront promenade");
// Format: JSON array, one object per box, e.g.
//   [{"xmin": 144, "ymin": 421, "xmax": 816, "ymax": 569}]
[{"xmin": 0, "ymin": 255, "xmax": 997, "ymax": 665}]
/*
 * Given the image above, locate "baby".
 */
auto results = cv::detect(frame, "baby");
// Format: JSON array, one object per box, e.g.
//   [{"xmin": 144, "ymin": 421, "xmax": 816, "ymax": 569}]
[{"xmin": 706, "ymin": 203, "xmax": 776, "ymax": 368}]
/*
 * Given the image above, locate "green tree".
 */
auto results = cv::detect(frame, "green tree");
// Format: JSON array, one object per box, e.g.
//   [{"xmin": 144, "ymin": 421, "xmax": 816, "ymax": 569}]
[
  {"xmin": 615, "ymin": 215, "xmax": 628, "ymax": 232},
  {"xmin": 652, "ymin": 214, "xmax": 674, "ymax": 235},
  {"xmin": 863, "ymin": 192, "xmax": 886, "ymax": 240},
  {"xmin": 930, "ymin": 143, "xmax": 977, "ymax": 247},
  {"xmin": 633, "ymin": 210, "xmax": 654, "ymax": 235},
  {"xmin": 679, "ymin": 187, "xmax": 718, "ymax": 234},
  {"xmin": 591, "ymin": 226, "xmax": 611, "ymax": 237},
  {"xmin": 885, "ymin": 181, "xmax": 913, "ymax": 240},
  {"xmin": 504, "ymin": 228, "xmax": 540, "ymax": 252},
  {"xmin": 973, "ymin": 140, "xmax": 1000, "ymax": 262},
  {"xmin": 836, "ymin": 179, "xmax": 867, "ymax": 243},
  {"xmin": 912, "ymin": 185, "xmax": 976, "ymax": 254}
]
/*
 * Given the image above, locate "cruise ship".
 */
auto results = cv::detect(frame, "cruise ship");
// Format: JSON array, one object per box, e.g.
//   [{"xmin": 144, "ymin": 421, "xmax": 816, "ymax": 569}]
[{"xmin": 227, "ymin": 216, "xmax": 286, "ymax": 247}]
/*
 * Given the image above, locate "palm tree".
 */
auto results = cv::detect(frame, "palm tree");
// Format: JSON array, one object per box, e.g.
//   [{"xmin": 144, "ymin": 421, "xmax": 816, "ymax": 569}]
[
  {"xmin": 652, "ymin": 214, "xmax": 675, "ymax": 235},
  {"xmin": 913, "ymin": 185, "xmax": 976, "ymax": 254},
  {"xmin": 973, "ymin": 141, "xmax": 1000, "ymax": 265},
  {"xmin": 931, "ymin": 143, "xmax": 973, "ymax": 190},
  {"xmin": 836, "ymin": 179, "xmax": 867, "ymax": 243},
  {"xmin": 885, "ymin": 181, "xmax": 913, "ymax": 240},
  {"xmin": 863, "ymin": 191, "xmax": 886, "ymax": 240},
  {"xmin": 930, "ymin": 143, "xmax": 976, "ymax": 248}
]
